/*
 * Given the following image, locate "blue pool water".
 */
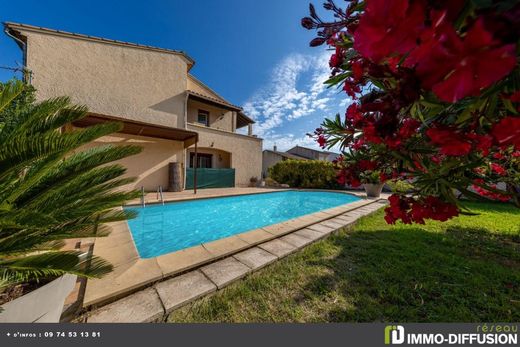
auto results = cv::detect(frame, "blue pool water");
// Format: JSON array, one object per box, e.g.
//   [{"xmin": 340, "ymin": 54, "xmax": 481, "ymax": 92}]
[{"xmin": 125, "ymin": 190, "xmax": 359, "ymax": 258}]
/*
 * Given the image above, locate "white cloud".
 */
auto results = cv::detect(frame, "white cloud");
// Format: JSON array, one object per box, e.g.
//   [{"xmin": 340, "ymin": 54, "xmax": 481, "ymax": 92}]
[
  {"xmin": 242, "ymin": 51, "xmax": 355, "ymax": 152},
  {"xmin": 243, "ymin": 52, "xmax": 337, "ymax": 137}
]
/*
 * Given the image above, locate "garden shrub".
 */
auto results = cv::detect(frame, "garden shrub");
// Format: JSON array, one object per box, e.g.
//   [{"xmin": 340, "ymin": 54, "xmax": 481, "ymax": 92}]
[{"xmin": 268, "ymin": 160, "xmax": 339, "ymax": 189}]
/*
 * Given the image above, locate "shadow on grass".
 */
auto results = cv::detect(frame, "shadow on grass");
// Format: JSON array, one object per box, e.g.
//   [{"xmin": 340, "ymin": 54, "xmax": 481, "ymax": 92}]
[{"xmin": 300, "ymin": 226, "xmax": 519, "ymax": 322}]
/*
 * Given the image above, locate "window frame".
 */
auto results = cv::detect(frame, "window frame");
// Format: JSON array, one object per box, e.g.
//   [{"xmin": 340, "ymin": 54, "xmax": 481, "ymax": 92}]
[
  {"xmin": 197, "ymin": 110, "xmax": 209, "ymax": 126},
  {"xmin": 189, "ymin": 152, "xmax": 213, "ymax": 168}
]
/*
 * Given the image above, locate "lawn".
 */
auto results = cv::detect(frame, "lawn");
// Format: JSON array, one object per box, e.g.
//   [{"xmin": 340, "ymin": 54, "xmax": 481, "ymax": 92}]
[{"xmin": 168, "ymin": 202, "xmax": 520, "ymax": 322}]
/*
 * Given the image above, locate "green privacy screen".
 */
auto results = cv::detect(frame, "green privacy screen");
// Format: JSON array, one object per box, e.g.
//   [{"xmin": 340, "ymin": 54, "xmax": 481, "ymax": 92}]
[{"xmin": 185, "ymin": 168, "xmax": 235, "ymax": 189}]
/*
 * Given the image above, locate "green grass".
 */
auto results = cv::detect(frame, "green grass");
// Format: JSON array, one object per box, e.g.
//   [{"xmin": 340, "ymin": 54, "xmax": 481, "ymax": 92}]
[{"xmin": 168, "ymin": 202, "xmax": 520, "ymax": 322}]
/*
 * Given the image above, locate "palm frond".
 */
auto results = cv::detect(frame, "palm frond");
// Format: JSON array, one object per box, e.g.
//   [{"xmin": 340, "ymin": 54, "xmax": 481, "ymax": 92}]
[
  {"xmin": 0, "ymin": 80, "xmax": 141, "ymax": 290},
  {"xmin": 0, "ymin": 251, "xmax": 113, "ymax": 288},
  {"xmin": 0, "ymin": 80, "xmax": 24, "ymax": 114}
]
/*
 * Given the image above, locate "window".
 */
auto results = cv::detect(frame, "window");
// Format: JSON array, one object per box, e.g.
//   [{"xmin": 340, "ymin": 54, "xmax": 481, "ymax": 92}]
[
  {"xmin": 197, "ymin": 110, "xmax": 209, "ymax": 126},
  {"xmin": 190, "ymin": 153, "xmax": 212, "ymax": 168}
]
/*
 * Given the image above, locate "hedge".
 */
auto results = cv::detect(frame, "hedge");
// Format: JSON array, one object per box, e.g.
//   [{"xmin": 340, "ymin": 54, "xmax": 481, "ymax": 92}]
[{"xmin": 268, "ymin": 159, "xmax": 340, "ymax": 189}]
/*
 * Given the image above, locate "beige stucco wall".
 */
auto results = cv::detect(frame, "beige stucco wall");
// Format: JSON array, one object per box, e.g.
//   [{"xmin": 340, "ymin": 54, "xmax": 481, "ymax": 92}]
[
  {"xmin": 262, "ymin": 151, "xmax": 285, "ymax": 178},
  {"xmin": 15, "ymin": 27, "xmax": 264, "ymax": 191},
  {"xmin": 187, "ymin": 124, "xmax": 262, "ymax": 186},
  {"xmin": 22, "ymin": 30, "xmax": 188, "ymax": 128},
  {"xmin": 78, "ymin": 133, "xmax": 185, "ymax": 192},
  {"xmin": 187, "ymin": 100, "xmax": 235, "ymax": 132},
  {"xmin": 187, "ymin": 75, "xmax": 226, "ymax": 101}
]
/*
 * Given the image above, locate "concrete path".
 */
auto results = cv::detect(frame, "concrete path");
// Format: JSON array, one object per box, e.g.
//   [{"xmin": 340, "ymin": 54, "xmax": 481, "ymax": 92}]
[{"xmin": 85, "ymin": 198, "xmax": 387, "ymax": 323}]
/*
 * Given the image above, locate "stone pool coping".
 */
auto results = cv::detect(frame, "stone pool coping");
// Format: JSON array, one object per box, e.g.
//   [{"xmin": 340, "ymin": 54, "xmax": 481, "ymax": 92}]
[
  {"xmin": 84, "ymin": 196, "xmax": 388, "ymax": 322},
  {"xmin": 83, "ymin": 189, "xmax": 375, "ymax": 309}
]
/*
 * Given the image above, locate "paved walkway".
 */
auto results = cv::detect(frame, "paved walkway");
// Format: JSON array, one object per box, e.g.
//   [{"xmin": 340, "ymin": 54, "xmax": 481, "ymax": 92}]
[{"xmin": 84, "ymin": 198, "xmax": 387, "ymax": 323}]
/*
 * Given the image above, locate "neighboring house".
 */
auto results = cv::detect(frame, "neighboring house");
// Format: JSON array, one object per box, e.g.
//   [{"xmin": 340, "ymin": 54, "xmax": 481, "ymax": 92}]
[
  {"xmin": 4, "ymin": 22, "xmax": 262, "ymax": 191},
  {"xmin": 262, "ymin": 145, "xmax": 340, "ymax": 179},
  {"xmin": 286, "ymin": 146, "xmax": 339, "ymax": 162},
  {"xmin": 261, "ymin": 146, "xmax": 308, "ymax": 178}
]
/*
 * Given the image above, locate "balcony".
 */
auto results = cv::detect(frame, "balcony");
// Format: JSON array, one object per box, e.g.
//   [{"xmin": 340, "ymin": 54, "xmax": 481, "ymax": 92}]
[{"xmin": 186, "ymin": 91, "xmax": 255, "ymax": 136}]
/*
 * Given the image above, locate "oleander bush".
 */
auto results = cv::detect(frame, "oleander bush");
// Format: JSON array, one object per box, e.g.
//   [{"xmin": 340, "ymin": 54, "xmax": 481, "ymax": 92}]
[{"xmin": 304, "ymin": 0, "xmax": 520, "ymax": 224}]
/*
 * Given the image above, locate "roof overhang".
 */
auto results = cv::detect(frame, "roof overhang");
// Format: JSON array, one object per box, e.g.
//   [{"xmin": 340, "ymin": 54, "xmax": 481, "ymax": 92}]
[
  {"xmin": 237, "ymin": 111, "xmax": 255, "ymax": 129},
  {"xmin": 187, "ymin": 91, "xmax": 255, "ymax": 129},
  {"xmin": 73, "ymin": 114, "xmax": 198, "ymax": 148},
  {"xmin": 187, "ymin": 90, "xmax": 241, "ymax": 111}
]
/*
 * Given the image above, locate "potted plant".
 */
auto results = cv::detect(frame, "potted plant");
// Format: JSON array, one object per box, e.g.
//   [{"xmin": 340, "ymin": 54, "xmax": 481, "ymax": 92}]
[
  {"xmin": 249, "ymin": 176, "xmax": 258, "ymax": 187},
  {"xmin": 359, "ymin": 170, "xmax": 385, "ymax": 198},
  {"xmin": 330, "ymin": 145, "xmax": 397, "ymax": 198}
]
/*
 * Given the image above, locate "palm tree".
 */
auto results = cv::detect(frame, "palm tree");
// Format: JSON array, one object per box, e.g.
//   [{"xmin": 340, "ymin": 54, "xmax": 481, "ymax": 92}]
[{"xmin": 0, "ymin": 80, "xmax": 142, "ymax": 292}]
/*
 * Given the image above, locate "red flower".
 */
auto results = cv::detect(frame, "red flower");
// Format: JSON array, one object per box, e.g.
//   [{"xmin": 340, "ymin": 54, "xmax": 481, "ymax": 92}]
[
  {"xmin": 351, "ymin": 60, "xmax": 364, "ymax": 81},
  {"xmin": 467, "ymin": 133, "xmax": 493, "ymax": 156},
  {"xmin": 329, "ymin": 46, "xmax": 344, "ymax": 68},
  {"xmin": 406, "ymin": 17, "xmax": 517, "ymax": 102},
  {"xmin": 398, "ymin": 118, "xmax": 421, "ymax": 139},
  {"xmin": 343, "ymin": 80, "xmax": 361, "ymax": 98},
  {"xmin": 346, "ymin": 103, "xmax": 364, "ymax": 127},
  {"xmin": 358, "ymin": 160, "xmax": 377, "ymax": 171},
  {"xmin": 354, "ymin": 0, "xmax": 425, "ymax": 63},
  {"xmin": 472, "ymin": 181, "xmax": 510, "ymax": 202},
  {"xmin": 431, "ymin": 155, "xmax": 444, "ymax": 164},
  {"xmin": 426, "ymin": 127, "xmax": 472, "ymax": 156},
  {"xmin": 509, "ymin": 91, "xmax": 520, "ymax": 103},
  {"xmin": 490, "ymin": 163, "xmax": 507, "ymax": 176},
  {"xmin": 384, "ymin": 194, "xmax": 458, "ymax": 225},
  {"xmin": 432, "ymin": 20, "xmax": 516, "ymax": 102},
  {"xmin": 385, "ymin": 137, "xmax": 402, "ymax": 149},
  {"xmin": 352, "ymin": 138, "xmax": 365, "ymax": 150},
  {"xmin": 317, "ymin": 134, "xmax": 327, "ymax": 148},
  {"xmin": 362, "ymin": 122, "xmax": 383, "ymax": 144},
  {"xmin": 492, "ymin": 116, "xmax": 520, "ymax": 149}
]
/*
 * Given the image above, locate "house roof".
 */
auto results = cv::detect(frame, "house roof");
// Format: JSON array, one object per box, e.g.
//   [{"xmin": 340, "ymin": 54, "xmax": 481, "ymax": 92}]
[
  {"xmin": 187, "ymin": 90, "xmax": 242, "ymax": 111},
  {"xmin": 263, "ymin": 150, "xmax": 309, "ymax": 160},
  {"xmin": 3, "ymin": 22, "xmax": 195, "ymax": 69},
  {"xmin": 288, "ymin": 145, "xmax": 338, "ymax": 156}
]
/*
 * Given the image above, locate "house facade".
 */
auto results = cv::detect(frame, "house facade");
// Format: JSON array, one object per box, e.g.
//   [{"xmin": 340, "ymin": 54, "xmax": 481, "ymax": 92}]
[
  {"xmin": 261, "ymin": 146, "xmax": 308, "ymax": 178},
  {"xmin": 4, "ymin": 22, "xmax": 262, "ymax": 191},
  {"xmin": 286, "ymin": 146, "xmax": 339, "ymax": 162},
  {"xmin": 262, "ymin": 145, "xmax": 340, "ymax": 179}
]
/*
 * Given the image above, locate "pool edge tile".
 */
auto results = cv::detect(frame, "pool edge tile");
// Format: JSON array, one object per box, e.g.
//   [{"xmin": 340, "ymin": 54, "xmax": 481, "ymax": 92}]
[
  {"xmin": 156, "ymin": 245, "xmax": 215, "ymax": 278},
  {"xmin": 201, "ymin": 235, "xmax": 250, "ymax": 258}
]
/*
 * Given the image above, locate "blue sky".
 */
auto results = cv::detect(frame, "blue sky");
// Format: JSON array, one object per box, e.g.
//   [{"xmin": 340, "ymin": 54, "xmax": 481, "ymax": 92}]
[{"xmin": 0, "ymin": 0, "xmax": 350, "ymax": 151}]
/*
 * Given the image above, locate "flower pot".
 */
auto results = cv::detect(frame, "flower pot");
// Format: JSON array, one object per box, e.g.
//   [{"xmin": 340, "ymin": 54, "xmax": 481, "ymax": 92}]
[
  {"xmin": 363, "ymin": 183, "xmax": 384, "ymax": 198},
  {"xmin": 0, "ymin": 274, "xmax": 77, "ymax": 322}
]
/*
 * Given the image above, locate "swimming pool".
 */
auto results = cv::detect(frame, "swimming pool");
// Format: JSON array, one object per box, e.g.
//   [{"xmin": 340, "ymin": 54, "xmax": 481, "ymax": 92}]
[{"xmin": 125, "ymin": 190, "xmax": 360, "ymax": 258}]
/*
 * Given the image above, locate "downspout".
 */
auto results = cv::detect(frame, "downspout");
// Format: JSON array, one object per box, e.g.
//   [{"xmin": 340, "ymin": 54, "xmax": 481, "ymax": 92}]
[{"xmin": 4, "ymin": 27, "xmax": 31, "ymax": 84}]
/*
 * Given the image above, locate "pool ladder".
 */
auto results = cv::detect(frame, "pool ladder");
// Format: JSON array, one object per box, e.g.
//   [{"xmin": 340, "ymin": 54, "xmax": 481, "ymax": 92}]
[
  {"xmin": 140, "ymin": 186, "xmax": 146, "ymax": 208},
  {"xmin": 140, "ymin": 186, "xmax": 164, "ymax": 207},
  {"xmin": 157, "ymin": 185, "xmax": 164, "ymax": 205}
]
